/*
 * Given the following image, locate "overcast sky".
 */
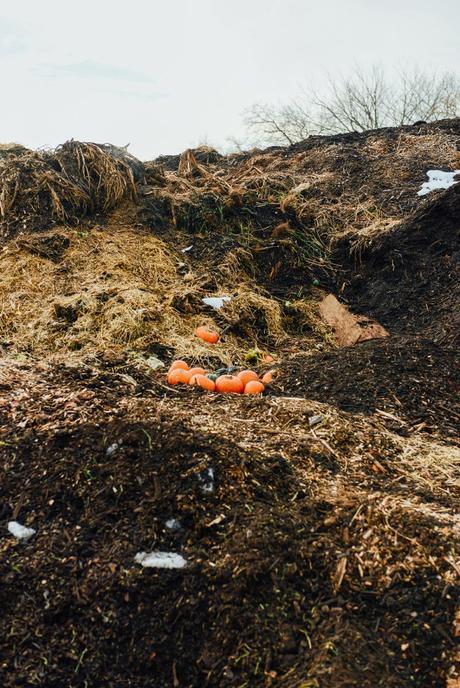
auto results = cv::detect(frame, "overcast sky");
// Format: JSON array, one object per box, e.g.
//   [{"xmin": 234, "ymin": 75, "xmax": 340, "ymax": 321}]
[{"xmin": 1, "ymin": 0, "xmax": 459, "ymax": 159}]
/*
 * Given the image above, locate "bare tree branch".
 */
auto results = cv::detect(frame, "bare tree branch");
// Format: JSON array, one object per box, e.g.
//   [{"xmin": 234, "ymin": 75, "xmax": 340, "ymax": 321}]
[{"xmin": 244, "ymin": 66, "xmax": 460, "ymax": 146}]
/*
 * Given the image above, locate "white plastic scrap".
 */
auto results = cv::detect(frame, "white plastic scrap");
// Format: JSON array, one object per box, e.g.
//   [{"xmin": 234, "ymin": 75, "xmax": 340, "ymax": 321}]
[
  {"xmin": 308, "ymin": 414, "xmax": 324, "ymax": 427},
  {"xmin": 8, "ymin": 521, "xmax": 36, "ymax": 541},
  {"xmin": 134, "ymin": 551, "xmax": 187, "ymax": 568},
  {"xmin": 181, "ymin": 245, "xmax": 193, "ymax": 252},
  {"xmin": 165, "ymin": 518, "xmax": 181, "ymax": 531},
  {"xmin": 198, "ymin": 467, "xmax": 215, "ymax": 494},
  {"xmin": 144, "ymin": 355, "xmax": 164, "ymax": 371},
  {"xmin": 418, "ymin": 169, "xmax": 460, "ymax": 196},
  {"xmin": 106, "ymin": 442, "xmax": 119, "ymax": 457},
  {"xmin": 202, "ymin": 296, "xmax": 232, "ymax": 309}
]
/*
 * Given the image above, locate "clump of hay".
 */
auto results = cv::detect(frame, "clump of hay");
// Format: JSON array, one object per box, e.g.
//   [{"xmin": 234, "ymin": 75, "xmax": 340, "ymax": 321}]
[
  {"xmin": 0, "ymin": 141, "xmax": 137, "ymax": 239},
  {"xmin": 0, "ymin": 226, "xmax": 292, "ymax": 365},
  {"xmin": 284, "ymin": 298, "xmax": 336, "ymax": 344},
  {"xmin": 217, "ymin": 290, "xmax": 285, "ymax": 344}
]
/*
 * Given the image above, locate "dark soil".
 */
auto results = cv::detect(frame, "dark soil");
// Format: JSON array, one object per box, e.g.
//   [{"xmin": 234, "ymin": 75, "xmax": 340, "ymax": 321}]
[
  {"xmin": 338, "ymin": 184, "xmax": 460, "ymax": 345},
  {"xmin": 279, "ymin": 336, "xmax": 460, "ymax": 438},
  {"xmin": 1, "ymin": 120, "xmax": 459, "ymax": 687},
  {"xmin": 0, "ymin": 361, "xmax": 458, "ymax": 687}
]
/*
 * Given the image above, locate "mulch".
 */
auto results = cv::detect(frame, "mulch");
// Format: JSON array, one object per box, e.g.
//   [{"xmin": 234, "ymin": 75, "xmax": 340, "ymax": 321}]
[{"xmin": 0, "ymin": 357, "xmax": 458, "ymax": 687}]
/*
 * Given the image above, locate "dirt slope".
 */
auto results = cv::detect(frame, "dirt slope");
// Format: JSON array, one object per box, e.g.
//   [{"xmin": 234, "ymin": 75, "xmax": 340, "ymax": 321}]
[{"xmin": 0, "ymin": 121, "xmax": 459, "ymax": 687}]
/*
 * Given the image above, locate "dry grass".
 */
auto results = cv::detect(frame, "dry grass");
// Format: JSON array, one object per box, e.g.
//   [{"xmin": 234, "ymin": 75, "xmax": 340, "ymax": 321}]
[
  {"xmin": 0, "ymin": 141, "xmax": 136, "ymax": 239},
  {"xmin": 398, "ymin": 435, "xmax": 460, "ymax": 497},
  {"xmin": 0, "ymin": 226, "xmax": 318, "ymax": 365}
]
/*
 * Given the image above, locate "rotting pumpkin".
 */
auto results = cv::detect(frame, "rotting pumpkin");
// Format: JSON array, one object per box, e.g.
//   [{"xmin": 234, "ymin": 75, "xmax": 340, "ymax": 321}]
[
  {"xmin": 168, "ymin": 360, "xmax": 189, "ymax": 373},
  {"xmin": 237, "ymin": 370, "xmax": 259, "ymax": 386},
  {"xmin": 215, "ymin": 375, "xmax": 244, "ymax": 394},
  {"xmin": 261, "ymin": 370, "xmax": 277, "ymax": 384},
  {"xmin": 190, "ymin": 374, "xmax": 216, "ymax": 392},
  {"xmin": 188, "ymin": 367, "xmax": 206, "ymax": 378},
  {"xmin": 167, "ymin": 368, "xmax": 192, "ymax": 385},
  {"xmin": 244, "ymin": 380, "xmax": 265, "ymax": 395},
  {"xmin": 195, "ymin": 326, "xmax": 219, "ymax": 344}
]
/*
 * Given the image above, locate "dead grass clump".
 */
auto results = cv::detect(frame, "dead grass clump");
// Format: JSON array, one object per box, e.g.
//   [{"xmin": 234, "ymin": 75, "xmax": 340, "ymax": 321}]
[
  {"xmin": 0, "ymin": 229, "xmax": 173, "ymax": 355},
  {"xmin": 0, "ymin": 227, "xmax": 285, "ymax": 365},
  {"xmin": 394, "ymin": 132, "xmax": 460, "ymax": 166},
  {"xmin": 0, "ymin": 141, "xmax": 137, "ymax": 239},
  {"xmin": 218, "ymin": 291, "xmax": 285, "ymax": 343},
  {"xmin": 284, "ymin": 298, "xmax": 336, "ymax": 343}
]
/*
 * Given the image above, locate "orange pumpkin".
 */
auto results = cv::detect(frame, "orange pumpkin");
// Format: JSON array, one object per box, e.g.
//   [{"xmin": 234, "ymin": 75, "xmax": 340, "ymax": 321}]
[
  {"xmin": 215, "ymin": 375, "xmax": 244, "ymax": 394},
  {"xmin": 190, "ymin": 374, "xmax": 216, "ymax": 392},
  {"xmin": 261, "ymin": 370, "xmax": 276, "ymax": 384},
  {"xmin": 244, "ymin": 380, "xmax": 265, "ymax": 395},
  {"xmin": 168, "ymin": 360, "xmax": 189, "ymax": 373},
  {"xmin": 195, "ymin": 326, "xmax": 219, "ymax": 344},
  {"xmin": 167, "ymin": 368, "xmax": 192, "ymax": 385},
  {"xmin": 188, "ymin": 366, "xmax": 206, "ymax": 378},
  {"xmin": 237, "ymin": 370, "xmax": 259, "ymax": 386}
]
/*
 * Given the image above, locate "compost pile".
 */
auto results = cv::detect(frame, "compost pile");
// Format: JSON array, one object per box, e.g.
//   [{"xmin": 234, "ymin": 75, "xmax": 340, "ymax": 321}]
[{"xmin": 0, "ymin": 122, "xmax": 459, "ymax": 688}]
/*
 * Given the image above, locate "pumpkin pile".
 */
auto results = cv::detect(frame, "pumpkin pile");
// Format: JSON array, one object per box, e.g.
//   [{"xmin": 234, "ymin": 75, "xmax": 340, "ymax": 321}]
[{"xmin": 167, "ymin": 360, "xmax": 275, "ymax": 395}]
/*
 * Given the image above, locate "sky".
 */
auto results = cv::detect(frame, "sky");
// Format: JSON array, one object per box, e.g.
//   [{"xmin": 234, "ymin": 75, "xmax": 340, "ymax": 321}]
[{"xmin": 0, "ymin": 0, "xmax": 459, "ymax": 159}]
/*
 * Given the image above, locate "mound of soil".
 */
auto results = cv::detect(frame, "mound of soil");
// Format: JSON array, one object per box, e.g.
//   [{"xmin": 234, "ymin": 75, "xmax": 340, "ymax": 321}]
[
  {"xmin": 279, "ymin": 336, "xmax": 460, "ymax": 437},
  {"xmin": 0, "ymin": 360, "xmax": 458, "ymax": 687},
  {"xmin": 338, "ymin": 184, "xmax": 460, "ymax": 345},
  {"xmin": 0, "ymin": 120, "xmax": 459, "ymax": 687}
]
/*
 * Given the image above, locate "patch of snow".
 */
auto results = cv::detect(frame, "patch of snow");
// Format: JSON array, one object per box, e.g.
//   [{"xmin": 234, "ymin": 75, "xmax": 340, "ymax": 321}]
[
  {"xmin": 181, "ymin": 245, "xmax": 193, "ymax": 252},
  {"xmin": 198, "ymin": 467, "xmax": 215, "ymax": 494},
  {"xmin": 202, "ymin": 296, "xmax": 232, "ymax": 309},
  {"xmin": 418, "ymin": 169, "xmax": 460, "ymax": 196},
  {"xmin": 165, "ymin": 518, "xmax": 181, "ymax": 531},
  {"xmin": 134, "ymin": 551, "xmax": 186, "ymax": 568},
  {"xmin": 106, "ymin": 442, "xmax": 119, "ymax": 457},
  {"xmin": 8, "ymin": 521, "xmax": 36, "ymax": 541}
]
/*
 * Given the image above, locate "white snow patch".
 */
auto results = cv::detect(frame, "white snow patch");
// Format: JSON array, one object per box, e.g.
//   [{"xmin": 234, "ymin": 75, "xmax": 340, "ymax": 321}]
[
  {"xmin": 134, "ymin": 551, "xmax": 187, "ymax": 568},
  {"xmin": 418, "ymin": 169, "xmax": 460, "ymax": 196},
  {"xmin": 202, "ymin": 296, "xmax": 232, "ymax": 309},
  {"xmin": 165, "ymin": 518, "xmax": 181, "ymax": 531},
  {"xmin": 8, "ymin": 521, "xmax": 36, "ymax": 541}
]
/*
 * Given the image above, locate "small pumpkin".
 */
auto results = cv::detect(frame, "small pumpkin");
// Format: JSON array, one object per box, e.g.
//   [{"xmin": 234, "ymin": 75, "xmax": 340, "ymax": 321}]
[
  {"xmin": 261, "ymin": 370, "xmax": 277, "ymax": 384},
  {"xmin": 188, "ymin": 366, "xmax": 206, "ymax": 378},
  {"xmin": 168, "ymin": 360, "xmax": 189, "ymax": 373},
  {"xmin": 237, "ymin": 370, "xmax": 259, "ymax": 386},
  {"xmin": 244, "ymin": 380, "xmax": 265, "ymax": 395},
  {"xmin": 167, "ymin": 368, "xmax": 192, "ymax": 385},
  {"xmin": 215, "ymin": 375, "xmax": 244, "ymax": 394},
  {"xmin": 190, "ymin": 374, "xmax": 216, "ymax": 392},
  {"xmin": 195, "ymin": 326, "xmax": 219, "ymax": 344}
]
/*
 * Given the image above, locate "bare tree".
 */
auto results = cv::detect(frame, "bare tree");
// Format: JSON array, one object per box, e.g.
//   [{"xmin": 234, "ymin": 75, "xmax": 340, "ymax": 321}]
[
  {"xmin": 245, "ymin": 66, "xmax": 460, "ymax": 146},
  {"xmin": 244, "ymin": 101, "xmax": 316, "ymax": 146}
]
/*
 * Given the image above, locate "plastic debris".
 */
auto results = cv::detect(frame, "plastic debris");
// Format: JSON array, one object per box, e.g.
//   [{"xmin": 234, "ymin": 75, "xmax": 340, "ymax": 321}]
[
  {"xmin": 144, "ymin": 355, "xmax": 164, "ymax": 371},
  {"xmin": 106, "ymin": 442, "xmax": 119, "ymax": 457},
  {"xmin": 134, "ymin": 551, "xmax": 187, "ymax": 568},
  {"xmin": 418, "ymin": 169, "xmax": 460, "ymax": 196},
  {"xmin": 202, "ymin": 296, "xmax": 232, "ymax": 309},
  {"xmin": 181, "ymin": 245, "xmax": 193, "ymax": 252},
  {"xmin": 308, "ymin": 414, "xmax": 324, "ymax": 427},
  {"xmin": 165, "ymin": 518, "xmax": 181, "ymax": 531},
  {"xmin": 198, "ymin": 467, "xmax": 215, "ymax": 494},
  {"xmin": 8, "ymin": 521, "xmax": 36, "ymax": 541}
]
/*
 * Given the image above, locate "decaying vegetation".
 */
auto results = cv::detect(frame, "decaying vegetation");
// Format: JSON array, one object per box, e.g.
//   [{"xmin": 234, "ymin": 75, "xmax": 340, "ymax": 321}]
[{"xmin": 0, "ymin": 119, "xmax": 459, "ymax": 687}]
